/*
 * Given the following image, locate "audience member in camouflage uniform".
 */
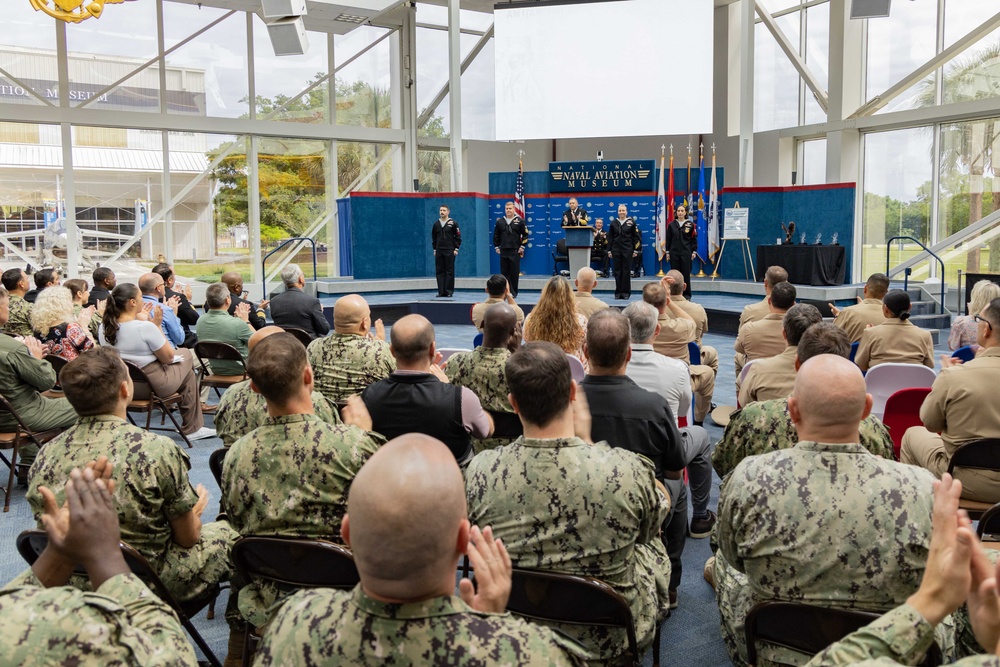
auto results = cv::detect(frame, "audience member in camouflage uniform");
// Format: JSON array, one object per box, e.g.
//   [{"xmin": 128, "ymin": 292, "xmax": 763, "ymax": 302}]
[
  {"xmin": 215, "ymin": 326, "xmax": 341, "ymax": 446},
  {"xmin": 2, "ymin": 463, "xmax": 198, "ymax": 667},
  {"xmin": 713, "ymin": 323, "xmax": 894, "ymax": 480},
  {"xmin": 223, "ymin": 332, "xmax": 384, "ymax": 628},
  {"xmin": 26, "ymin": 347, "xmax": 236, "ymax": 607},
  {"xmin": 306, "ymin": 293, "xmax": 394, "ymax": 403},
  {"xmin": 466, "ymin": 342, "xmax": 670, "ymax": 664},
  {"xmin": 254, "ymin": 433, "xmax": 588, "ymax": 667},
  {"xmin": 2, "ymin": 267, "xmax": 34, "ymax": 337},
  {"xmin": 714, "ymin": 355, "xmax": 953, "ymax": 666},
  {"xmin": 805, "ymin": 474, "xmax": 993, "ymax": 667},
  {"xmin": 445, "ymin": 302, "xmax": 520, "ymax": 452}
]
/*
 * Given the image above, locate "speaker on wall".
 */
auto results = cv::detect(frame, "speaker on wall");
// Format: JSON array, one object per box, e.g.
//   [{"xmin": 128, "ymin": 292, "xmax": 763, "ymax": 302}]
[
  {"xmin": 261, "ymin": 0, "xmax": 307, "ymax": 19},
  {"xmin": 850, "ymin": 0, "xmax": 891, "ymax": 19},
  {"xmin": 266, "ymin": 17, "xmax": 309, "ymax": 56}
]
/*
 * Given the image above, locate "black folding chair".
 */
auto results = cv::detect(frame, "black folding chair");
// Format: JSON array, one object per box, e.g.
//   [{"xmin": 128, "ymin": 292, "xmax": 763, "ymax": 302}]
[
  {"xmin": 745, "ymin": 601, "xmax": 941, "ymax": 667},
  {"xmin": 280, "ymin": 327, "xmax": 313, "ymax": 348},
  {"xmin": 977, "ymin": 501, "xmax": 1000, "ymax": 545},
  {"xmin": 505, "ymin": 567, "xmax": 657, "ymax": 667},
  {"xmin": 0, "ymin": 395, "xmax": 63, "ymax": 512},
  {"xmin": 948, "ymin": 439, "xmax": 1000, "ymax": 519},
  {"xmin": 194, "ymin": 341, "xmax": 248, "ymax": 398},
  {"xmin": 123, "ymin": 360, "xmax": 192, "ymax": 448},
  {"xmin": 43, "ymin": 354, "xmax": 69, "ymax": 394},
  {"xmin": 231, "ymin": 536, "xmax": 360, "ymax": 666},
  {"xmin": 552, "ymin": 238, "xmax": 570, "ymax": 275},
  {"xmin": 17, "ymin": 530, "xmax": 223, "ymax": 667}
]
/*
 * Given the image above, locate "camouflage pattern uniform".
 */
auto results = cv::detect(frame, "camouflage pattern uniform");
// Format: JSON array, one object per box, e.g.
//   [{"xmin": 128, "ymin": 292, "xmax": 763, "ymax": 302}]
[
  {"xmin": 4, "ymin": 294, "xmax": 33, "ymax": 337},
  {"xmin": 0, "ymin": 570, "xmax": 197, "ymax": 666},
  {"xmin": 712, "ymin": 397, "xmax": 895, "ymax": 480},
  {"xmin": 716, "ymin": 440, "xmax": 954, "ymax": 666},
  {"xmin": 222, "ymin": 413, "xmax": 384, "ymax": 627},
  {"xmin": 306, "ymin": 332, "xmax": 395, "ymax": 403},
  {"xmin": 26, "ymin": 415, "xmax": 237, "ymax": 603},
  {"xmin": 444, "ymin": 346, "xmax": 516, "ymax": 452},
  {"xmin": 214, "ymin": 379, "xmax": 341, "ymax": 447},
  {"xmin": 466, "ymin": 437, "xmax": 670, "ymax": 664},
  {"xmin": 253, "ymin": 586, "xmax": 589, "ymax": 666}
]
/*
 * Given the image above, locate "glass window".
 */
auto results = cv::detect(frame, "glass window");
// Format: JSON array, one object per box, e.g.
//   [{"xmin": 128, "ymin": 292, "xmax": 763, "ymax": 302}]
[
  {"xmin": 417, "ymin": 149, "xmax": 452, "ymax": 192},
  {"xmin": 803, "ymin": 4, "xmax": 829, "ymax": 125},
  {"xmin": 866, "ymin": 1, "xmax": 936, "ymax": 113},
  {"xmin": 754, "ymin": 13, "xmax": 801, "ymax": 132},
  {"xmin": 335, "ymin": 27, "xmax": 393, "ymax": 129},
  {"xmin": 940, "ymin": 0, "xmax": 1000, "ymax": 108},
  {"xmin": 0, "ymin": 4, "xmax": 58, "ymax": 107},
  {"xmin": 252, "ymin": 15, "xmax": 329, "ymax": 124},
  {"xmin": 799, "ymin": 139, "xmax": 827, "ymax": 185}
]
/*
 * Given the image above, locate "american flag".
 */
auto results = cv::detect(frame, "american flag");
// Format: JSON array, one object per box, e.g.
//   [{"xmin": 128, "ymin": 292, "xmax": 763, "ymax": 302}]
[{"xmin": 514, "ymin": 158, "xmax": 525, "ymax": 220}]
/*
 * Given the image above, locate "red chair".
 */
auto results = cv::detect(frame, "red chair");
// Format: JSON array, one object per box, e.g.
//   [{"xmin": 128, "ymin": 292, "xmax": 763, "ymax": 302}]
[{"xmin": 881, "ymin": 387, "xmax": 932, "ymax": 461}]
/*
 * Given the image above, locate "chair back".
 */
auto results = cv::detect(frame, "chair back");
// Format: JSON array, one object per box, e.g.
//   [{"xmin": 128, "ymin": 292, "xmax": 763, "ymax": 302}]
[
  {"xmin": 556, "ymin": 238, "xmax": 568, "ymax": 256},
  {"xmin": 745, "ymin": 601, "xmax": 942, "ymax": 666},
  {"xmin": 232, "ymin": 536, "xmax": 360, "ymax": 592},
  {"xmin": 209, "ymin": 447, "xmax": 227, "ymax": 490},
  {"xmin": 864, "ymin": 363, "xmax": 937, "ymax": 419},
  {"xmin": 738, "ymin": 359, "xmax": 758, "ymax": 386},
  {"xmin": 487, "ymin": 409, "xmax": 523, "ymax": 439},
  {"xmin": 977, "ymin": 501, "xmax": 1000, "ymax": 540},
  {"xmin": 194, "ymin": 341, "xmax": 248, "ymax": 376},
  {"xmin": 43, "ymin": 354, "xmax": 69, "ymax": 386},
  {"xmin": 438, "ymin": 348, "xmax": 470, "ymax": 363},
  {"xmin": 566, "ymin": 354, "xmax": 586, "ymax": 382},
  {"xmin": 947, "ymin": 439, "xmax": 1000, "ymax": 476},
  {"xmin": 506, "ymin": 568, "xmax": 639, "ymax": 664},
  {"xmin": 281, "ymin": 327, "xmax": 313, "ymax": 348},
  {"xmin": 952, "ymin": 345, "xmax": 978, "ymax": 362},
  {"xmin": 473, "ymin": 332, "xmax": 484, "ymax": 348},
  {"xmin": 123, "ymin": 360, "xmax": 154, "ymax": 391},
  {"xmin": 849, "ymin": 341, "xmax": 859, "ymax": 363},
  {"xmin": 688, "ymin": 341, "xmax": 701, "ymax": 366},
  {"xmin": 881, "ymin": 387, "xmax": 932, "ymax": 460}
]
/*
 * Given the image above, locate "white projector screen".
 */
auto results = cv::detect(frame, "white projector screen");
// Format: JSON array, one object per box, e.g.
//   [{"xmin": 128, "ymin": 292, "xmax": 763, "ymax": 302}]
[{"xmin": 494, "ymin": 0, "xmax": 713, "ymax": 141}]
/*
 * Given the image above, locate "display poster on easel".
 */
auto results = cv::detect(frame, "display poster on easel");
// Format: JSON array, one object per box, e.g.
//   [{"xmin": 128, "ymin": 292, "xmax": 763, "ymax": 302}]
[{"xmin": 723, "ymin": 208, "xmax": 749, "ymax": 240}]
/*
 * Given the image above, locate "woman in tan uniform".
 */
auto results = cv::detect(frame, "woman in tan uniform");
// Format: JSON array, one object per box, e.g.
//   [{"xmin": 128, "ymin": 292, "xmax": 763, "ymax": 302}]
[{"xmin": 855, "ymin": 289, "xmax": 935, "ymax": 372}]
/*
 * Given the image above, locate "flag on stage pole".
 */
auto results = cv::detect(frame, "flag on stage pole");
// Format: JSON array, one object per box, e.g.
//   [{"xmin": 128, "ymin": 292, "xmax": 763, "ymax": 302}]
[
  {"xmin": 708, "ymin": 147, "xmax": 720, "ymax": 261},
  {"xmin": 513, "ymin": 158, "xmax": 525, "ymax": 220},
  {"xmin": 696, "ymin": 150, "xmax": 708, "ymax": 260},
  {"xmin": 655, "ymin": 148, "xmax": 666, "ymax": 260},
  {"xmin": 667, "ymin": 149, "xmax": 675, "ymax": 226}
]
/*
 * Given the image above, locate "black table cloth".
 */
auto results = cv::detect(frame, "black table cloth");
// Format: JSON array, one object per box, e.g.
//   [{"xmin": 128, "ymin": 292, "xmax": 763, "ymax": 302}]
[{"xmin": 755, "ymin": 244, "xmax": 846, "ymax": 286}]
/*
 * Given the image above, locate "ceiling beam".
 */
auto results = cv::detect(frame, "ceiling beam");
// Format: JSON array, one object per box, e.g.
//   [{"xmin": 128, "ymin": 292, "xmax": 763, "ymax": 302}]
[{"xmin": 754, "ymin": 0, "xmax": 828, "ymax": 113}]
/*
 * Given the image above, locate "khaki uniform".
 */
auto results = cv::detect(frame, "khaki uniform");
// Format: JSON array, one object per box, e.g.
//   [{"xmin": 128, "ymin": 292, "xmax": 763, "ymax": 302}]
[
  {"xmin": 712, "ymin": 397, "xmax": 894, "ymax": 480},
  {"xmin": 0, "ymin": 570, "xmax": 197, "ymax": 666},
  {"xmin": 223, "ymin": 413, "xmax": 383, "ymax": 626},
  {"xmin": 673, "ymin": 294, "xmax": 719, "ymax": 374},
  {"xmin": 4, "ymin": 294, "xmax": 33, "ymax": 337},
  {"xmin": 27, "ymin": 415, "xmax": 237, "ymax": 603},
  {"xmin": 471, "ymin": 296, "xmax": 525, "ymax": 331},
  {"xmin": 254, "ymin": 586, "xmax": 588, "ymax": 667},
  {"xmin": 573, "ymin": 292, "xmax": 609, "ymax": 320},
  {"xmin": 306, "ymin": 332, "xmax": 395, "ymax": 404},
  {"xmin": 214, "ymin": 379, "xmax": 341, "ymax": 447},
  {"xmin": 738, "ymin": 346, "xmax": 797, "ymax": 406},
  {"xmin": 834, "ymin": 298, "xmax": 888, "ymax": 343},
  {"xmin": 444, "ymin": 346, "xmax": 517, "ymax": 453},
  {"xmin": 901, "ymin": 347, "xmax": 1000, "ymax": 503},
  {"xmin": 654, "ymin": 313, "xmax": 715, "ymax": 422},
  {"xmin": 855, "ymin": 319, "xmax": 935, "ymax": 371},
  {"xmin": 739, "ymin": 297, "xmax": 770, "ymax": 328},
  {"xmin": 466, "ymin": 436, "xmax": 670, "ymax": 664},
  {"xmin": 734, "ymin": 312, "xmax": 786, "ymax": 378},
  {"xmin": 716, "ymin": 440, "xmax": 951, "ymax": 666}
]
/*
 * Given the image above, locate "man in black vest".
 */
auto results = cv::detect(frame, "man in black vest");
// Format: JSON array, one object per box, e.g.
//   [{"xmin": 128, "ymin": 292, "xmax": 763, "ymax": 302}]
[
  {"xmin": 431, "ymin": 205, "xmax": 462, "ymax": 298},
  {"xmin": 493, "ymin": 201, "xmax": 529, "ymax": 298},
  {"xmin": 608, "ymin": 204, "xmax": 640, "ymax": 300},
  {"xmin": 361, "ymin": 314, "xmax": 492, "ymax": 465},
  {"xmin": 88, "ymin": 266, "xmax": 116, "ymax": 308}
]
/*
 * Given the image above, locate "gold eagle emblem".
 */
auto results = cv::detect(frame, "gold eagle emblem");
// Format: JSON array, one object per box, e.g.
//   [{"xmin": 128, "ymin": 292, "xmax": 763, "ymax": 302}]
[{"xmin": 30, "ymin": 0, "xmax": 135, "ymax": 23}]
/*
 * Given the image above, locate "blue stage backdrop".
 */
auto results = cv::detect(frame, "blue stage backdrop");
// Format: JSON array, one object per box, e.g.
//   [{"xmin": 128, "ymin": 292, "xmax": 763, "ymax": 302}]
[{"xmin": 717, "ymin": 184, "xmax": 856, "ymax": 283}]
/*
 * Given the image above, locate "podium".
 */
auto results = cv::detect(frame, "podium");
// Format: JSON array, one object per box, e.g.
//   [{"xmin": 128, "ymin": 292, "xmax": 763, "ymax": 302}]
[{"xmin": 563, "ymin": 226, "xmax": 594, "ymax": 277}]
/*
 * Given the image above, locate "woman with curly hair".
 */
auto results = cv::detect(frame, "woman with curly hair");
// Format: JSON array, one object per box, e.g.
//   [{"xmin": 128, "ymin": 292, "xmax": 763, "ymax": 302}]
[
  {"xmin": 949, "ymin": 279, "xmax": 1000, "ymax": 350},
  {"xmin": 31, "ymin": 285, "xmax": 96, "ymax": 361},
  {"xmin": 523, "ymin": 276, "xmax": 587, "ymax": 366}
]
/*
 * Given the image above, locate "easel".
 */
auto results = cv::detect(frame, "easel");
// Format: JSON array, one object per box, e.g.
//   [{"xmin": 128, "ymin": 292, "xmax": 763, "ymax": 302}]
[{"xmin": 712, "ymin": 203, "xmax": 755, "ymax": 280}]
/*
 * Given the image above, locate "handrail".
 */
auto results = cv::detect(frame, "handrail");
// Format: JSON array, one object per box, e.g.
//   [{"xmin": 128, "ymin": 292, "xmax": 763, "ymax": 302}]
[
  {"xmin": 885, "ymin": 236, "xmax": 946, "ymax": 311},
  {"xmin": 262, "ymin": 237, "xmax": 318, "ymax": 299}
]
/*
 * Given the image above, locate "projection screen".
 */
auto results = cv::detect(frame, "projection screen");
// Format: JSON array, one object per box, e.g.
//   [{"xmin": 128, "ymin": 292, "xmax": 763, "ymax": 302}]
[{"xmin": 494, "ymin": 0, "xmax": 714, "ymax": 141}]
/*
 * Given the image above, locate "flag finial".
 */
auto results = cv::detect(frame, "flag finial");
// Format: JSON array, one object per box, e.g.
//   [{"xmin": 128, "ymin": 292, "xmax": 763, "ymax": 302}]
[{"xmin": 711, "ymin": 143, "xmax": 716, "ymax": 154}]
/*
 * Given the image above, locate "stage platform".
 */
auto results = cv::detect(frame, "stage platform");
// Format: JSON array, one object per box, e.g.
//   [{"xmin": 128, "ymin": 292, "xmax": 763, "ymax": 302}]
[{"xmin": 305, "ymin": 276, "xmax": 873, "ymax": 335}]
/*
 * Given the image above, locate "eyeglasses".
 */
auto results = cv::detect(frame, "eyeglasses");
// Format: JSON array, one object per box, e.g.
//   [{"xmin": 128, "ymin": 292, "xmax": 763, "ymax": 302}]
[{"xmin": 974, "ymin": 314, "xmax": 994, "ymax": 330}]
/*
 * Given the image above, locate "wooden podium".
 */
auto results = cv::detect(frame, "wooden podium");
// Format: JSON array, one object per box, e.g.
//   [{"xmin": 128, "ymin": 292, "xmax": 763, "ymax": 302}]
[{"xmin": 563, "ymin": 225, "xmax": 594, "ymax": 277}]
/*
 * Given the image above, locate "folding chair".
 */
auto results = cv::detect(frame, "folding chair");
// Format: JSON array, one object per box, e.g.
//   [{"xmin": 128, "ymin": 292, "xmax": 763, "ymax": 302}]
[
  {"xmin": 552, "ymin": 238, "xmax": 570, "ymax": 275},
  {"xmin": 849, "ymin": 341, "xmax": 859, "ymax": 363},
  {"xmin": 280, "ymin": 327, "xmax": 313, "ymax": 348},
  {"xmin": 438, "ymin": 348, "xmax": 471, "ymax": 363},
  {"xmin": 123, "ymin": 360, "xmax": 192, "ymax": 449},
  {"xmin": 745, "ymin": 601, "xmax": 941, "ymax": 667},
  {"xmin": 947, "ymin": 439, "xmax": 1000, "ymax": 520},
  {"xmin": 952, "ymin": 345, "xmax": 978, "ymax": 363},
  {"xmin": 231, "ymin": 536, "xmax": 360, "ymax": 666},
  {"xmin": 976, "ymin": 501, "xmax": 1000, "ymax": 546},
  {"xmin": 736, "ymin": 360, "xmax": 759, "ymax": 409},
  {"xmin": 688, "ymin": 341, "xmax": 701, "ymax": 366},
  {"xmin": 505, "ymin": 567, "xmax": 659, "ymax": 667},
  {"xmin": 473, "ymin": 332, "xmax": 484, "ymax": 348},
  {"xmin": 566, "ymin": 354, "xmax": 586, "ymax": 383},
  {"xmin": 881, "ymin": 387, "xmax": 932, "ymax": 461},
  {"xmin": 16, "ymin": 530, "xmax": 223, "ymax": 667},
  {"xmin": 864, "ymin": 363, "xmax": 937, "ymax": 420},
  {"xmin": 194, "ymin": 341, "xmax": 248, "ymax": 398},
  {"xmin": 0, "ymin": 395, "xmax": 63, "ymax": 512},
  {"xmin": 43, "ymin": 354, "xmax": 69, "ymax": 395},
  {"xmin": 209, "ymin": 447, "xmax": 227, "ymax": 490}
]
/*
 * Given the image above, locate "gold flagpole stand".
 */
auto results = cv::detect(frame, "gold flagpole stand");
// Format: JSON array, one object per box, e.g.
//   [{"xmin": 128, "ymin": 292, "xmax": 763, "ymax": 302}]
[
  {"xmin": 695, "ymin": 254, "xmax": 708, "ymax": 277},
  {"xmin": 656, "ymin": 258, "xmax": 665, "ymax": 277}
]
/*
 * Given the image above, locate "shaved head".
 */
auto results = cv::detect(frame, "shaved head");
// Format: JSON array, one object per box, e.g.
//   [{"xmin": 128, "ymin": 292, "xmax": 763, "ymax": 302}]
[
  {"xmin": 482, "ymin": 303, "xmax": 517, "ymax": 348},
  {"xmin": 576, "ymin": 267, "xmax": 598, "ymax": 291},
  {"xmin": 345, "ymin": 434, "xmax": 468, "ymax": 600},
  {"xmin": 248, "ymin": 325, "xmax": 285, "ymax": 352},
  {"xmin": 137, "ymin": 273, "xmax": 162, "ymax": 295},
  {"xmin": 221, "ymin": 272, "xmax": 243, "ymax": 293},
  {"xmin": 333, "ymin": 294, "xmax": 370, "ymax": 334},
  {"xmin": 666, "ymin": 270, "xmax": 685, "ymax": 296},
  {"xmin": 790, "ymin": 354, "xmax": 871, "ymax": 443},
  {"xmin": 390, "ymin": 314, "xmax": 435, "ymax": 366}
]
